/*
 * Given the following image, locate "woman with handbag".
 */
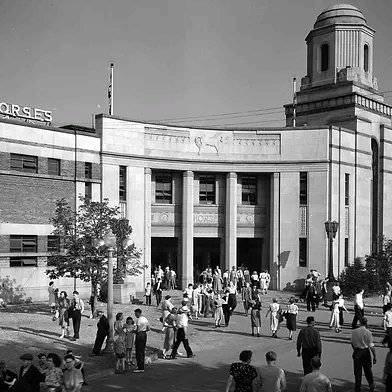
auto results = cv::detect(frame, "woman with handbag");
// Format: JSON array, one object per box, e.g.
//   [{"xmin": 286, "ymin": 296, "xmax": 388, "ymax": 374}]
[
  {"xmin": 266, "ymin": 298, "xmax": 280, "ymax": 338},
  {"xmin": 285, "ymin": 297, "xmax": 299, "ymax": 340}
]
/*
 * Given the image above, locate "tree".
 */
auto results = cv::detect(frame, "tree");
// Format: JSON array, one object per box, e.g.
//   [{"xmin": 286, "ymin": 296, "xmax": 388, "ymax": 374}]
[{"xmin": 46, "ymin": 197, "xmax": 143, "ymax": 311}]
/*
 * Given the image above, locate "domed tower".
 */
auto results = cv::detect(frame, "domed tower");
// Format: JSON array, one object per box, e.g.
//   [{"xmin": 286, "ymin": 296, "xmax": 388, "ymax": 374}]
[{"xmin": 285, "ymin": 4, "xmax": 391, "ymax": 130}]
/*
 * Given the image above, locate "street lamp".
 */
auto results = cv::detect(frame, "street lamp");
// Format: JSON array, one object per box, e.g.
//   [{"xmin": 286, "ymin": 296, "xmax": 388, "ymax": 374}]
[
  {"xmin": 324, "ymin": 220, "xmax": 339, "ymax": 280},
  {"xmin": 96, "ymin": 229, "xmax": 116, "ymax": 353}
]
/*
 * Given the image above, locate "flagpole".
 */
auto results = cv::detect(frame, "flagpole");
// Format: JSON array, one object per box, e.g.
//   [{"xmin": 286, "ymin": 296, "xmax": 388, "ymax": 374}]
[{"xmin": 109, "ymin": 63, "xmax": 114, "ymax": 115}]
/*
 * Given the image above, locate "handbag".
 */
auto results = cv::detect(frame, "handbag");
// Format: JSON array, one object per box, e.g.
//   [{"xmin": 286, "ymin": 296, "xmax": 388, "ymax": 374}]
[{"xmin": 278, "ymin": 309, "xmax": 284, "ymax": 323}]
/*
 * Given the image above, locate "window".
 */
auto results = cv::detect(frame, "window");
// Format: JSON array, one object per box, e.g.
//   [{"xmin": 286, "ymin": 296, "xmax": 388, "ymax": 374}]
[
  {"xmin": 299, "ymin": 238, "xmax": 307, "ymax": 267},
  {"xmin": 119, "ymin": 166, "xmax": 127, "ymax": 201},
  {"xmin": 321, "ymin": 44, "xmax": 329, "ymax": 72},
  {"xmin": 299, "ymin": 172, "xmax": 308, "ymax": 205},
  {"xmin": 345, "ymin": 173, "xmax": 350, "ymax": 206},
  {"xmin": 10, "ymin": 153, "xmax": 38, "ymax": 173},
  {"xmin": 155, "ymin": 174, "xmax": 172, "ymax": 204},
  {"xmin": 85, "ymin": 182, "xmax": 92, "ymax": 201},
  {"xmin": 47, "ymin": 235, "xmax": 60, "ymax": 253},
  {"xmin": 10, "ymin": 257, "xmax": 37, "ymax": 267},
  {"xmin": 344, "ymin": 237, "xmax": 349, "ymax": 266},
  {"xmin": 199, "ymin": 176, "xmax": 215, "ymax": 204},
  {"xmin": 364, "ymin": 44, "xmax": 369, "ymax": 72},
  {"xmin": 241, "ymin": 176, "xmax": 257, "ymax": 205},
  {"xmin": 10, "ymin": 235, "xmax": 37, "ymax": 253},
  {"xmin": 48, "ymin": 158, "xmax": 61, "ymax": 176},
  {"xmin": 85, "ymin": 162, "xmax": 92, "ymax": 179}
]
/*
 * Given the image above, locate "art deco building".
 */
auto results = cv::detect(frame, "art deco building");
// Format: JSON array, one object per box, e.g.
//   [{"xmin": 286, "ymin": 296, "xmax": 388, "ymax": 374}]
[{"xmin": 0, "ymin": 4, "xmax": 391, "ymax": 299}]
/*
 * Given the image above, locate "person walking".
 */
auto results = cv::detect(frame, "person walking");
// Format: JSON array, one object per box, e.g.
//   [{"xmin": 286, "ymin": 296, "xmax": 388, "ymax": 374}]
[
  {"xmin": 92, "ymin": 310, "xmax": 109, "ymax": 355},
  {"xmin": 162, "ymin": 308, "xmax": 177, "ymax": 359},
  {"xmin": 170, "ymin": 307, "xmax": 194, "ymax": 359},
  {"xmin": 48, "ymin": 282, "xmax": 57, "ymax": 314},
  {"xmin": 306, "ymin": 283, "xmax": 317, "ymax": 312},
  {"xmin": 213, "ymin": 294, "xmax": 224, "ymax": 328},
  {"xmin": 383, "ymin": 303, "xmax": 392, "ymax": 346},
  {"xmin": 57, "ymin": 291, "xmax": 70, "ymax": 339},
  {"xmin": 243, "ymin": 267, "xmax": 251, "ymax": 286},
  {"xmin": 351, "ymin": 317, "xmax": 376, "ymax": 392},
  {"xmin": 133, "ymin": 308, "xmax": 150, "ymax": 373},
  {"xmin": 222, "ymin": 290, "xmax": 231, "ymax": 327},
  {"xmin": 338, "ymin": 294, "xmax": 349, "ymax": 327},
  {"xmin": 70, "ymin": 291, "xmax": 84, "ymax": 340},
  {"xmin": 153, "ymin": 278, "xmax": 163, "ymax": 307},
  {"xmin": 237, "ymin": 268, "xmax": 244, "ymax": 292},
  {"xmin": 213, "ymin": 269, "xmax": 222, "ymax": 293},
  {"xmin": 296, "ymin": 316, "xmax": 322, "ymax": 375},
  {"xmin": 161, "ymin": 295, "xmax": 174, "ymax": 322},
  {"xmin": 225, "ymin": 350, "xmax": 257, "ymax": 392},
  {"xmin": 250, "ymin": 300, "xmax": 262, "ymax": 337},
  {"xmin": 266, "ymin": 298, "xmax": 280, "ymax": 338},
  {"xmin": 286, "ymin": 297, "xmax": 298, "ymax": 340},
  {"xmin": 255, "ymin": 351, "xmax": 286, "ymax": 392},
  {"xmin": 299, "ymin": 357, "xmax": 332, "ymax": 392},
  {"xmin": 250, "ymin": 271, "xmax": 259, "ymax": 288},
  {"xmin": 228, "ymin": 281, "xmax": 237, "ymax": 315},
  {"xmin": 242, "ymin": 282, "xmax": 253, "ymax": 316},
  {"xmin": 169, "ymin": 268, "xmax": 177, "ymax": 290},
  {"xmin": 351, "ymin": 288, "xmax": 365, "ymax": 329},
  {"xmin": 144, "ymin": 282, "xmax": 152, "ymax": 306}
]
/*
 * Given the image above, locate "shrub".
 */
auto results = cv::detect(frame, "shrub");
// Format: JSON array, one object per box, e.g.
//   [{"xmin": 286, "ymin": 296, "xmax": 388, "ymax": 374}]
[
  {"xmin": 339, "ymin": 258, "xmax": 369, "ymax": 297},
  {"xmin": 0, "ymin": 275, "xmax": 27, "ymax": 304}
]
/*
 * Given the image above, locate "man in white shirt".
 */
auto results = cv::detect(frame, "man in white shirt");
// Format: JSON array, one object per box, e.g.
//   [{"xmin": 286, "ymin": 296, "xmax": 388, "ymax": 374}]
[
  {"xmin": 351, "ymin": 289, "xmax": 365, "ymax": 329},
  {"xmin": 71, "ymin": 290, "xmax": 84, "ymax": 340},
  {"xmin": 170, "ymin": 308, "xmax": 194, "ymax": 359},
  {"xmin": 134, "ymin": 308, "xmax": 150, "ymax": 373},
  {"xmin": 300, "ymin": 357, "xmax": 332, "ymax": 392},
  {"xmin": 351, "ymin": 317, "xmax": 376, "ymax": 392},
  {"xmin": 383, "ymin": 303, "xmax": 392, "ymax": 346}
]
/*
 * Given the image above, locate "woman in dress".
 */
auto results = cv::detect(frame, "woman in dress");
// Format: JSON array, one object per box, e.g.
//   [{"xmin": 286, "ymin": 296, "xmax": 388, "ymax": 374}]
[
  {"xmin": 43, "ymin": 353, "xmax": 63, "ymax": 392},
  {"xmin": 114, "ymin": 312, "xmax": 124, "ymax": 337},
  {"xmin": 161, "ymin": 295, "xmax": 174, "ymax": 322},
  {"xmin": 57, "ymin": 291, "xmax": 70, "ymax": 339},
  {"xmin": 225, "ymin": 350, "xmax": 257, "ymax": 392},
  {"xmin": 162, "ymin": 308, "xmax": 177, "ymax": 359},
  {"xmin": 242, "ymin": 282, "xmax": 252, "ymax": 316},
  {"xmin": 48, "ymin": 282, "xmax": 56, "ymax": 313},
  {"xmin": 285, "ymin": 297, "xmax": 298, "ymax": 340},
  {"xmin": 250, "ymin": 300, "xmax": 262, "ymax": 337},
  {"xmin": 266, "ymin": 298, "xmax": 280, "ymax": 338},
  {"xmin": 213, "ymin": 269, "xmax": 222, "ymax": 293},
  {"xmin": 123, "ymin": 317, "xmax": 135, "ymax": 368}
]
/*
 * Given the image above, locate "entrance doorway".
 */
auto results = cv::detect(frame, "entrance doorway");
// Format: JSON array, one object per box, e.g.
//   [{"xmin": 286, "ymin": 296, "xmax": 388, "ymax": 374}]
[
  {"xmin": 193, "ymin": 238, "xmax": 221, "ymax": 279},
  {"xmin": 237, "ymin": 238, "xmax": 263, "ymax": 273},
  {"xmin": 151, "ymin": 237, "xmax": 178, "ymax": 272}
]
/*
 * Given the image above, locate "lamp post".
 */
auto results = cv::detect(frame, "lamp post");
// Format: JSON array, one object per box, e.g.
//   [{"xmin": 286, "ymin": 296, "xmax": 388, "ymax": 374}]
[
  {"xmin": 97, "ymin": 229, "xmax": 116, "ymax": 353},
  {"xmin": 324, "ymin": 220, "xmax": 339, "ymax": 281}
]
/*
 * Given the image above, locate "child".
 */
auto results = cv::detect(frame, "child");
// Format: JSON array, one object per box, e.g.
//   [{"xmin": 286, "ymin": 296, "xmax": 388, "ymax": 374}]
[
  {"xmin": 123, "ymin": 317, "xmax": 135, "ymax": 369},
  {"xmin": 114, "ymin": 333, "xmax": 126, "ymax": 374},
  {"xmin": 145, "ymin": 283, "xmax": 152, "ymax": 306},
  {"xmin": 213, "ymin": 294, "xmax": 224, "ymax": 328}
]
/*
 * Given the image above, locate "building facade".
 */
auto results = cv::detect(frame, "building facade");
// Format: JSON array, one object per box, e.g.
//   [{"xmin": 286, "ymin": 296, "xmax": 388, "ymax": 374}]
[{"xmin": 1, "ymin": 4, "xmax": 391, "ymax": 299}]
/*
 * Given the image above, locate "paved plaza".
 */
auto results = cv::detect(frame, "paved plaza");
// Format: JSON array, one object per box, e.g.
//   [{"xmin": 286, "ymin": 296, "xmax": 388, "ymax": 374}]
[{"xmin": 0, "ymin": 291, "xmax": 388, "ymax": 391}]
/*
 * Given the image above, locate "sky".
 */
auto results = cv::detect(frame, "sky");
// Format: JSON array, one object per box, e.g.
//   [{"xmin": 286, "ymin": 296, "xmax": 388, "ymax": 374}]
[{"xmin": 0, "ymin": 0, "xmax": 391, "ymax": 128}]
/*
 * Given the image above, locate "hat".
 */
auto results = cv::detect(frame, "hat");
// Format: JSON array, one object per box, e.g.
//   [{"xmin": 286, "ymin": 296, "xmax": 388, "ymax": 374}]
[{"xmin": 20, "ymin": 353, "xmax": 33, "ymax": 360}]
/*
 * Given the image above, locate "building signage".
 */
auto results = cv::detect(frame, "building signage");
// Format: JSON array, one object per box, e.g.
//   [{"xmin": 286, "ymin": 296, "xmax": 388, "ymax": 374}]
[{"xmin": 0, "ymin": 101, "xmax": 52, "ymax": 123}]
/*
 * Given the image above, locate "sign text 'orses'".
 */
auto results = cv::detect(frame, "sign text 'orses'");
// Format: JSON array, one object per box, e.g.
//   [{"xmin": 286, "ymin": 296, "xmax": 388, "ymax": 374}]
[{"xmin": 0, "ymin": 101, "xmax": 52, "ymax": 123}]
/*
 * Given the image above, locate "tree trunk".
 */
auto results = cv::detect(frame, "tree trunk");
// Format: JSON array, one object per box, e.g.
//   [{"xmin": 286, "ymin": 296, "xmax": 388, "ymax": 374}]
[{"xmin": 90, "ymin": 281, "xmax": 98, "ymax": 318}]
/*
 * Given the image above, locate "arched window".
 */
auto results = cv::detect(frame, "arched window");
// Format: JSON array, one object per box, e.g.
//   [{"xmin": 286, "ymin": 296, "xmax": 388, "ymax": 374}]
[
  {"xmin": 321, "ymin": 44, "xmax": 329, "ymax": 72},
  {"xmin": 364, "ymin": 44, "xmax": 369, "ymax": 72}
]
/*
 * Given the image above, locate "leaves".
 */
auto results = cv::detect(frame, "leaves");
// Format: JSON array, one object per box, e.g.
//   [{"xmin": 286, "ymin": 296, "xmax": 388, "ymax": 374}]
[{"xmin": 46, "ymin": 197, "xmax": 143, "ymax": 290}]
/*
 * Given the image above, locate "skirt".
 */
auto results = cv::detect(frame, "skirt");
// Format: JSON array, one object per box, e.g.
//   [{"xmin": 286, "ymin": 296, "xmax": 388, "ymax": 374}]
[
  {"xmin": 163, "ymin": 327, "xmax": 175, "ymax": 351},
  {"xmin": 286, "ymin": 313, "xmax": 296, "ymax": 331},
  {"xmin": 250, "ymin": 310, "xmax": 262, "ymax": 327}
]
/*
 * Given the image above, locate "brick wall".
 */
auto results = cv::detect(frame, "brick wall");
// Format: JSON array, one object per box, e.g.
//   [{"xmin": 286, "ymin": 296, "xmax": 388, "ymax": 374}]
[{"xmin": 0, "ymin": 174, "xmax": 75, "ymax": 224}]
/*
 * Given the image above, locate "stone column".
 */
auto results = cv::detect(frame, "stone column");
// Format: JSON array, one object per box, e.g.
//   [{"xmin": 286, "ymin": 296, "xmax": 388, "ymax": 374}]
[
  {"xmin": 144, "ymin": 168, "xmax": 152, "ymax": 287},
  {"xmin": 225, "ymin": 172, "xmax": 237, "ymax": 270},
  {"xmin": 270, "ymin": 172, "xmax": 280, "ymax": 290},
  {"xmin": 182, "ymin": 171, "xmax": 194, "ymax": 288}
]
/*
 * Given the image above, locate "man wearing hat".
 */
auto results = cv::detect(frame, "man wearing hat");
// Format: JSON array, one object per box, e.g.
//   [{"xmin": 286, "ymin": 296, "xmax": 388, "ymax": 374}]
[{"xmin": 18, "ymin": 353, "xmax": 44, "ymax": 392}]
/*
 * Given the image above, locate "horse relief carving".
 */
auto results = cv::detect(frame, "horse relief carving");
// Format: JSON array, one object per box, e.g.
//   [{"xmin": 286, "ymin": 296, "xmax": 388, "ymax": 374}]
[{"xmin": 194, "ymin": 134, "xmax": 225, "ymax": 155}]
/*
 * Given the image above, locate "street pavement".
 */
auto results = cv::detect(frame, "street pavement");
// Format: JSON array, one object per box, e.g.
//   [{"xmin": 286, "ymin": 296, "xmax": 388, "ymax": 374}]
[{"xmin": 0, "ymin": 291, "xmax": 388, "ymax": 391}]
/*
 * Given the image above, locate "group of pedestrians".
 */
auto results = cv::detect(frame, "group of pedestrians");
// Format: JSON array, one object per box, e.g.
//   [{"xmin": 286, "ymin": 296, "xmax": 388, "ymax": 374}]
[
  {"xmin": 0, "ymin": 350, "xmax": 86, "ymax": 392},
  {"xmin": 48, "ymin": 283, "xmax": 85, "ymax": 341}
]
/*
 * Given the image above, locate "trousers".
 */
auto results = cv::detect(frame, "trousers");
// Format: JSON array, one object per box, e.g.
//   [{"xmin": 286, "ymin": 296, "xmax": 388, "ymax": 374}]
[
  {"xmin": 72, "ymin": 310, "xmax": 81, "ymax": 339},
  {"xmin": 92, "ymin": 330, "xmax": 108, "ymax": 354},
  {"xmin": 302, "ymin": 348, "xmax": 320, "ymax": 375},
  {"xmin": 222, "ymin": 304, "xmax": 231, "ymax": 326},
  {"xmin": 171, "ymin": 328, "xmax": 193, "ymax": 358},
  {"xmin": 351, "ymin": 306, "xmax": 364, "ymax": 328},
  {"xmin": 135, "ymin": 331, "xmax": 147, "ymax": 370},
  {"xmin": 352, "ymin": 348, "xmax": 373, "ymax": 392}
]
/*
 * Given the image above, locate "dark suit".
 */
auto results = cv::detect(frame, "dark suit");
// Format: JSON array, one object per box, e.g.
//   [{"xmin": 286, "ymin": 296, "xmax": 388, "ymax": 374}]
[
  {"xmin": 154, "ymin": 282, "xmax": 163, "ymax": 306},
  {"xmin": 18, "ymin": 365, "xmax": 43, "ymax": 392},
  {"xmin": 92, "ymin": 315, "xmax": 110, "ymax": 354}
]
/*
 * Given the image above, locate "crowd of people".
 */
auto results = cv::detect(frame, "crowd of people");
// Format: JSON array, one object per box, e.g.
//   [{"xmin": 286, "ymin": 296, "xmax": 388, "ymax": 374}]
[{"xmin": 0, "ymin": 350, "xmax": 86, "ymax": 392}]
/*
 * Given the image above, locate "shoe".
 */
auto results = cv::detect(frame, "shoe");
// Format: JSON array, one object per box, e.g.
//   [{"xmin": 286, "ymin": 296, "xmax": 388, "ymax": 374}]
[
  {"xmin": 59, "ymin": 334, "xmax": 64, "ymax": 339},
  {"xmin": 133, "ymin": 369, "xmax": 144, "ymax": 373},
  {"xmin": 288, "ymin": 337, "xmax": 293, "ymax": 340},
  {"xmin": 257, "ymin": 333, "xmax": 260, "ymax": 337},
  {"xmin": 187, "ymin": 354, "xmax": 196, "ymax": 358}
]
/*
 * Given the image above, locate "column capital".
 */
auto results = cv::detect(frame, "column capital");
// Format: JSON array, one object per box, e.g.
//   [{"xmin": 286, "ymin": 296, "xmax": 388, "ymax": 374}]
[
  {"xmin": 144, "ymin": 168, "xmax": 151, "ymax": 175},
  {"xmin": 183, "ymin": 170, "xmax": 194, "ymax": 178},
  {"xmin": 227, "ymin": 172, "xmax": 237, "ymax": 179}
]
